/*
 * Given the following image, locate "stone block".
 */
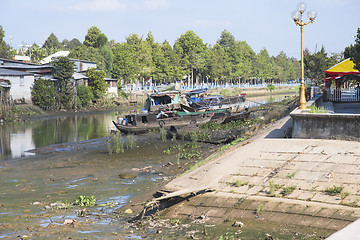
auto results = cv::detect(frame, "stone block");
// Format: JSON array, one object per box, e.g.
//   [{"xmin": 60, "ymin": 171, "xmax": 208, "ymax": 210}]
[
  {"xmin": 269, "ymin": 212, "xmax": 288, "ymax": 223},
  {"xmin": 324, "ymin": 195, "xmax": 342, "ymax": 205},
  {"xmin": 311, "ymin": 193, "xmax": 329, "ymax": 203},
  {"xmin": 297, "ymin": 191, "xmax": 315, "ymax": 201},
  {"xmin": 296, "ymin": 215, "xmax": 315, "ymax": 227},
  {"xmin": 314, "ymin": 208, "xmax": 337, "ymax": 218},
  {"xmin": 331, "ymin": 210, "xmax": 358, "ymax": 222},
  {"xmin": 325, "ymin": 219, "xmax": 349, "ymax": 231}
]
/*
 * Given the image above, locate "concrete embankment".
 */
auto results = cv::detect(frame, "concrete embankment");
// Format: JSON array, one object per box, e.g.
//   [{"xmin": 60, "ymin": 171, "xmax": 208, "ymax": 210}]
[{"xmin": 159, "ymin": 116, "xmax": 360, "ymax": 231}]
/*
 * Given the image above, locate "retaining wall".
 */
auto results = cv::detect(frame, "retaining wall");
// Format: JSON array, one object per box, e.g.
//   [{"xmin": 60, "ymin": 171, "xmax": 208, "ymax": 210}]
[{"xmin": 291, "ymin": 96, "xmax": 360, "ymax": 140}]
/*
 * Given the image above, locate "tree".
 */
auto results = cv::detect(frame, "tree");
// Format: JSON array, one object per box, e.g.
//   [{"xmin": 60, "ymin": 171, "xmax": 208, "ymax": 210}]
[
  {"xmin": 76, "ymin": 85, "xmax": 93, "ymax": 107},
  {"xmin": 350, "ymin": 28, "xmax": 360, "ymax": 71},
  {"xmin": 0, "ymin": 25, "xmax": 12, "ymax": 59},
  {"xmin": 52, "ymin": 57, "xmax": 75, "ymax": 109},
  {"xmin": 304, "ymin": 46, "xmax": 336, "ymax": 86},
  {"xmin": 84, "ymin": 26, "xmax": 108, "ymax": 48},
  {"xmin": 63, "ymin": 38, "xmax": 82, "ymax": 50},
  {"xmin": 174, "ymin": 31, "xmax": 206, "ymax": 84},
  {"xmin": 43, "ymin": 33, "xmax": 62, "ymax": 50},
  {"xmin": 86, "ymin": 67, "xmax": 107, "ymax": 99},
  {"xmin": 31, "ymin": 78, "xmax": 56, "ymax": 110}
]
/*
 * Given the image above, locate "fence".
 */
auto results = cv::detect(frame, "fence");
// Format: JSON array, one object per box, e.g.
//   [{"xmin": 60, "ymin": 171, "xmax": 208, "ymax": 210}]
[
  {"xmin": 327, "ymin": 88, "xmax": 360, "ymax": 102},
  {"xmin": 122, "ymin": 83, "xmax": 300, "ymax": 93}
]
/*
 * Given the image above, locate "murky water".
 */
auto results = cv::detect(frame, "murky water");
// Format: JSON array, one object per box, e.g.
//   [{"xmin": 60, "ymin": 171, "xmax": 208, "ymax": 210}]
[{"xmin": 0, "ymin": 113, "xmax": 117, "ymax": 161}]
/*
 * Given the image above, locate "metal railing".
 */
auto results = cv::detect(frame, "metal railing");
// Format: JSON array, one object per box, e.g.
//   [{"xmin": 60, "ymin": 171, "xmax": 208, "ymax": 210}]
[
  {"xmin": 328, "ymin": 88, "xmax": 360, "ymax": 102},
  {"xmin": 122, "ymin": 83, "xmax": 300, "ymax": 93}
]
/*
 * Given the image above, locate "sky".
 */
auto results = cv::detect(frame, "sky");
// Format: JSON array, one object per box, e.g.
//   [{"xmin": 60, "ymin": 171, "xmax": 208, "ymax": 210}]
[{"xmin": 0, "ymin": 0, "xmax": 359, "ymax": 59}]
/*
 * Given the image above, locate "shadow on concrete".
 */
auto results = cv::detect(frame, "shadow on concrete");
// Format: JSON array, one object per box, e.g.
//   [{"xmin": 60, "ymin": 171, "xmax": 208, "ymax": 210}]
[
  {"xmin": 264, "ymin": 117, "xmax": 293, "ymax": 139},
  {"xmin": 333, "ymin": 103, "xmax": 360, "ymax": 114}
]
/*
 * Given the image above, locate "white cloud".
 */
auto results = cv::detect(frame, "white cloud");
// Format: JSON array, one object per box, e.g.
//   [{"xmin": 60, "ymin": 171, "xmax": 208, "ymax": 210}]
[{"xmin": 69, "ymin": 0, "xmax": 127, "ymax": 12}]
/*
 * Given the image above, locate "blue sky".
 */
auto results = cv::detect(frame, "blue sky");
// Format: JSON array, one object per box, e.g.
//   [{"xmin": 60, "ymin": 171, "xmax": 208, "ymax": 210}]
[{"xmin": 0, "ymin": 0, "xmax": 359, "ymax": 59}]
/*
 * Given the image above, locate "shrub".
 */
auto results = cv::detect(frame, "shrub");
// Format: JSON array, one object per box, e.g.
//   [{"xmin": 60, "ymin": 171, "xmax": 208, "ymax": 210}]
[
  {"xmin": 31, "ymin": 78, "xmax": 56, "ymax": 110},
  {"xmin": 74, "ymin": 195, "xmax": 96, "ymax": 207},
  {"xmin": 77, "ymin": 85, "xmax": 93, "ymax": 107}
]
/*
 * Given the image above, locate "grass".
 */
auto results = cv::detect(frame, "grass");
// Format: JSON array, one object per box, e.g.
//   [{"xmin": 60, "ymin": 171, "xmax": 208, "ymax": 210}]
[
  {"xmin": 324, "ymin": 185, "xmax": 344, "ymax": 196},
  {"xmin": 287, "ymin": 170, "xmax": 298, "ymax": 179},
  {"xmin": 108, "ymin": 132, "xmax": 124, "ymax": 154},
  {"xmin": 228, "ymin": 179, "xmax": 248, "ymax": 187},
  {"xmin": 268, "ymin": 180, "xmax": 283, "ymax": 197},
  {"xmin": 308, "ymin": 105, "xmax": 328, "ymax": 113},
  {"xmin": 127, "ymin": 134, "xmax": 136, "ymax": 149},
  {"xmin": 256, "ymin": 204, "xmax": 264, "ymax": 216},
  {"xmin": 280, "ymin": 186, "xmax": 296, "ymax": 196},
  {"xmin": 74, "ymin": 195, "xmax": 96, "ymax": 207}
]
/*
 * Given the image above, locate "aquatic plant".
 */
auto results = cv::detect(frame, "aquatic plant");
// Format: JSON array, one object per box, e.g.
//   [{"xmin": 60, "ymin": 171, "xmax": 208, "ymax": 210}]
[
  {"xmin": 74, "ymin": 195, "xmax": 96, "ymax": 207},
  {"xmin": 160, "ymin": 128, "xmax": 167, "ymax": 142},
  {"xmin": 108, "ymin": 132, "xmax": 124, "ymax": 154},
  {"xmin": 127, "ymin": 134, "xmax": 136, "ymax": 149}
]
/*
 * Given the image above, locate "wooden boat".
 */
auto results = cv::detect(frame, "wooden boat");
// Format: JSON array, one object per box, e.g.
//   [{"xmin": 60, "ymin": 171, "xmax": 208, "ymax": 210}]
[
  {"xmin": 222, "ymin": 110, "xmax": 251, "ymax": 124},
  {"xmin": 112, "ymin": 111, "xmax": 215, "ymax": 134}
]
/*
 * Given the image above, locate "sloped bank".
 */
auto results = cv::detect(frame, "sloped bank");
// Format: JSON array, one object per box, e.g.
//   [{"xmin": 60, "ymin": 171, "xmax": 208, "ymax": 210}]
[{"xmin": 129, "ymin": 114, "xmax": 360, "ymax": 238}]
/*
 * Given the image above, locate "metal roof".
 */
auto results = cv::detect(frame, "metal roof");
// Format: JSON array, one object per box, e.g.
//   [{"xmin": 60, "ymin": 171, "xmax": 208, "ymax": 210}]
[{"xmin": 0, "ymin": 68, "xmax": 33, "ymax": 76}]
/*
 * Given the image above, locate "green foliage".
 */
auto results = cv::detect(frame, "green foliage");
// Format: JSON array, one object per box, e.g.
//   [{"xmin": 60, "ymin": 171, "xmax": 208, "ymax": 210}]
[
  {"xmin": 256, "ymin": 204, "xmax": 264, "ymax": 216},
  {"xmin": 304, "ymin": 46, "xmax": 338, "ymax": 86},
  {"xmin": 308, "ymin": 105, "xmax": 328, "ymax": 113},
  {"xmin": 74, "ymin": 195, "xmax": 96, "ymax": 207},
  {"xmin": 280, "ymin": 186, "xmax": 296, "ymax": 196},
  {"xmin": 127, "ymin": 134, "xmax": 136, "ymax": 149},
  {"xmin": 84, "ymin": 26, "xmax": 108, "ymax": 48},
  {"xmin": 228, "ymin": 179, "xmax": 248, "ymax": 187},
  {"xmin": 0, "ymin": 25, "xmax": 13, "ymax": 59},
  {"xmin": 108, "ymin": 132, "xmax": 124, "ymax": 154},
  {"xmin": 53, "ymin": 56, "xmax": 75, "ymax": 109},
  {"xmin": 286, "ymin": 170, "xmax": 298, "ymax": 179},
  {"xmin": 268, "ymin": 180, "xmax": 283, "ymax": 197},
  {"xmin": 324, "ymin": 185, "xmax": 344, "ymax": 196},
  {"xmin": 266, "ymin": 84, "xmax": 276, "ymax": 92},
  {"xmin": 76, "ymin": 85, "xmax": 93, "ymax": 107},
  {"xmin": 86, "ymin": 67, "xmax": 107, "ymax": 99},
  {"xmin": 43, "ymin": 32, "xmax": 63, "ymax": 51},
  {"xmin": 31, "ymin": 78, "xmax": 56, "ymax": 110}
]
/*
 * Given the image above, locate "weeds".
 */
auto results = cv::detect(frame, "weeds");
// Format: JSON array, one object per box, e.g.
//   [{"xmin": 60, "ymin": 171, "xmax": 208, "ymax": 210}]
[
  {"xmin": 268, "ymin": 180, "xmax": 282, "ymax": 197},
  {"xmin": 74, "ymin": 195, "xmax": 96, "ymax": 207},
  {"xmin": 280, "ymin": 186, "xmax": 296, "ymax": 196},
  {"xmin": 308, "ymin": 105, "xmax": 328, "ymax": 113},
  {"xmin": 256, "ymin": 204, "xmax": 264, "ymax": 216},
  {"xmin": 228, "ymin": 179, "xmax": 248, "ymax": 187},
  {"xmin": 160, "ymin": 128, "xmax": 167, "ymax": 142},
  {"xmin": 108, "ymin": 132, "xmax": 124, "ymax": 154},
  {"xmin": 287, "ymin": 170, "xmax": 298, "ymax": 179},
  {"xmin": 324, "ymin": 185, "xmax": 344, "ymax": 196},
  {"xmin": 127, "ymin": 134, "xmax": 136, "ymax": 149}
]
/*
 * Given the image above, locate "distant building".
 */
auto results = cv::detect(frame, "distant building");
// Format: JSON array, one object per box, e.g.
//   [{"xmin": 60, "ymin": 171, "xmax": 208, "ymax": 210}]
[
  {"xmin": 0, "ymin": 68, "xmax": 34, "ymax": 104},
  {"xmin": 105, "ymin": 78, "xmax": 118, "ymax": 97}
]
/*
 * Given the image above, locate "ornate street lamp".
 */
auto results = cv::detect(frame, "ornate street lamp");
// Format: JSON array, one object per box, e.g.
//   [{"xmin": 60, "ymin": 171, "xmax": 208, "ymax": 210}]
[{"xmin": 291, "ymin": 2, "xmax": 317, "ymax": 109}]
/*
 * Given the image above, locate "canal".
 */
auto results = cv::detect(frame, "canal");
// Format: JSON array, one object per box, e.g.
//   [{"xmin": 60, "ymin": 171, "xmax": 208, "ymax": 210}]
[{"xmin": 0, "ymin": 93, "xmax": 331, "ymax": 240}]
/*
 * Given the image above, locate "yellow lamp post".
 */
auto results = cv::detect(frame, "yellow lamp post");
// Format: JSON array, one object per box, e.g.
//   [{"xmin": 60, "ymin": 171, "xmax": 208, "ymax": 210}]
[{"xmin": 291, "ymin": 2, "xmax": 317, "ymax": 109}]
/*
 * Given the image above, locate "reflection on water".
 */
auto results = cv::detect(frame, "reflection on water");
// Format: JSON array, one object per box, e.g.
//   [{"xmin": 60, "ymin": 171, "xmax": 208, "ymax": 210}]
[{"xmin": 0, "ymin": 113, "xmax": 117, "ymax": 161}]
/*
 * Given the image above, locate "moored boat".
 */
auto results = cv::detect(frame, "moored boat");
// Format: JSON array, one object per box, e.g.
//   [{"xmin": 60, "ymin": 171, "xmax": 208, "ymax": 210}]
[{"xmin": 112, "ymin": 111, "xmax": 215, "ymax": 134}]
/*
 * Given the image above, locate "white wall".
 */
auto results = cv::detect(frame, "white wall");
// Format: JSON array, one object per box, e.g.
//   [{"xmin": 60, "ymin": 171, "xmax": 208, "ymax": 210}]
[{"xmin": 7, "ymin": 75, "xmax": 34, "ymax": 103}]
